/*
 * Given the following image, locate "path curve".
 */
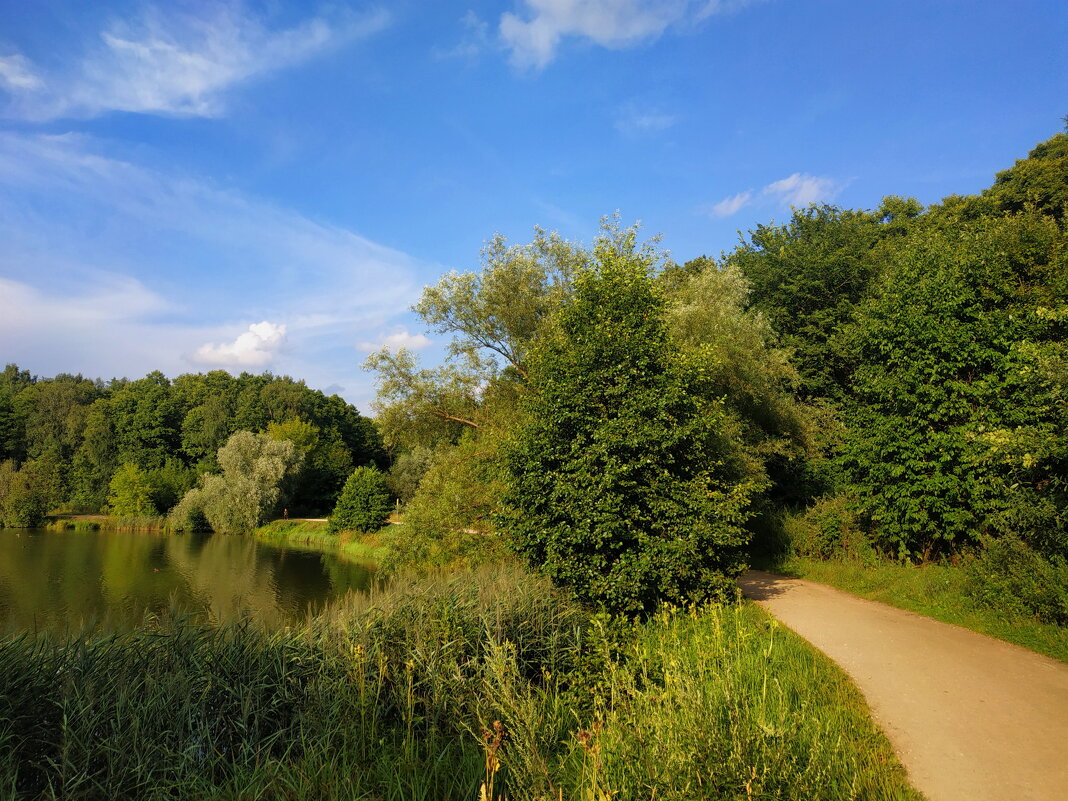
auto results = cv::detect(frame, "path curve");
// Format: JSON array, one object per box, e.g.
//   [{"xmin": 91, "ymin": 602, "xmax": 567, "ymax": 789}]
[{"xmin": 739, "ymin": 571, "xmax": 1068, "ymax": 801}]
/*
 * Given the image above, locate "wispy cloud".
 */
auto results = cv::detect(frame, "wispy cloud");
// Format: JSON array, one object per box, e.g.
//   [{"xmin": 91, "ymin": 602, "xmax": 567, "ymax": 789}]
[
  {"xmin": 0, "ymin": 55, "xmax": 43, "ymax": 92},
  {"xmin": 0, "ymin": 4, "xmax": 389, "ymax": 120},
  {"xmin": 357, "ymin": 327, "xmax": 433, "ymax": 353},
  {"xmin": 0, "ymin": 132, "xmax": 433, "ymax": 404},
  {"xmin": 435, "ymin": 10, "xmax": 493, "ymax": 61},
  {"xmin": 702, "ymin": 172, "xmax": 843, "ymax": 219},
  {"xmin": 499, "ymin": 0, "xmax": 759, "ymax": 68},
  {"xmin": 702, "ymin": 190, "xmax": 752, "ymax": 218},
  {"xmin": 763, "ymin": 172, "xmax": 843, "ymax": 207},
  {"xmin": 615, "ymin": 104, "xmax": 678, "ymax": 136}
]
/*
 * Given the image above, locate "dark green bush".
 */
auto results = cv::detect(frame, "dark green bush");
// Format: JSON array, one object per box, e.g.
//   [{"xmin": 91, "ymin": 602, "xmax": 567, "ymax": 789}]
[
  {"xmin": 964, "ymin": 535, "xmax": 1068, "ymax": 625},
  {"xmin": 329, "ymin": 465, "xmax": 392, "ymax": 534},
  {"xmin": 783, "ymin": 495, "xmax": 871, "ymax": 560}
]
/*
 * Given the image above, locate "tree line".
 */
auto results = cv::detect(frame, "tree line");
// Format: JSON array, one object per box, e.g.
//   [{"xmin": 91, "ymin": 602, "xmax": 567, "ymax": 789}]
[
  {"xmin": 367, "ymin": 130, "xmax": 1067, "ymax": 615},
  {"xmin": 0, "ymin": 369, "xmax": 384, "ymax": 526}
]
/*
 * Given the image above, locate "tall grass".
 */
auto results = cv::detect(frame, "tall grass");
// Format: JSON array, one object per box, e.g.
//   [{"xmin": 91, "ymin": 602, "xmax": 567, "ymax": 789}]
[
  {"xmin": 0, "ymin": 563, "xmax": 920, "ymax": 800},
  {"xmin": 253, "ymin": 519, "xmax": 388, "ymax": 564}
]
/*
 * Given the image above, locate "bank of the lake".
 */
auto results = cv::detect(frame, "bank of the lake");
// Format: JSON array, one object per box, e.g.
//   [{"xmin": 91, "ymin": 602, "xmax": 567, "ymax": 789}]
[
  {"xmin": 0, "ymin": 562, "xmax": 921, "ymax": 801},
  {"xmin": 252, "ymin": 519, "xmax": 388, "ymax": 564}
]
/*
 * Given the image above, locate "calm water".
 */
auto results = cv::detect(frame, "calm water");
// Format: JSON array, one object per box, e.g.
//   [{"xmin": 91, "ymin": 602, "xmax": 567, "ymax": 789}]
[{"xmin": 0, "ymin": 529, "xmax": 376, "ymax": 633}]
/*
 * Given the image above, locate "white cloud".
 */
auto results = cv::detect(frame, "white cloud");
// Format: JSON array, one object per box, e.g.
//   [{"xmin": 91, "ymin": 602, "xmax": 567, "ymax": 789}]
[
  {"xmin": 192, "ymin": 321, "xmax": 288, "ymax": 367},
  {"xmin": 0, "ymin": 4, "xmax": 389, "ymax": 120},
  {"xmin": 357, "ymin": 327, "xmax": 433, "ymax": 353},
  {"xmin": 0, "ymin": 132, "xmax": 435, "ymax": 407},
  {"xmin": 702, "ymin": 173, "xmax": 843, "ymax": 220},
  {"xmin": 703, "ymin": 189, "xmax": 752, "ymax": 218},
  {"xmin": 499, "ymin": 0, "xmax": 757, "ymax": 68},
  {"xmin": 0, "ymin": 55, "xmax": 43, "ymax": 91},
  {"xmin": 763, "ymin": 172, "xmax": 842, "ymax": 206},
  {"xmin": 616, "ymin": 106, "xmax": 678, "ymax": 135},
  {"xmin": 436, "ymin": 10, "xmax": 493, "ymax": 60}
]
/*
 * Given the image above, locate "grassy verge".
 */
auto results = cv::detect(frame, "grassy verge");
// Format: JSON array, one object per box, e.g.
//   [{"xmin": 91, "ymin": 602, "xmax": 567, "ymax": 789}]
[
  {"xmin": 774, "ymin": 556, "xmax": 1068, "ymax": 663},
  {"xmin": 252, "ymin": 519, "xmax": 388, "ymax": 564},
  {"xmin": 0, "ymin": 563, "xmax": 920, "ymax": 800},
  {"xmin": 42, "ymin": 514, "xmax": 168, "ymax": 533}
]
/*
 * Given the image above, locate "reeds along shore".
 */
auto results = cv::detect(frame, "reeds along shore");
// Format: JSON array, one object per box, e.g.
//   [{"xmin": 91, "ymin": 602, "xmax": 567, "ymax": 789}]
[{"xmin": 0, "ymin": 562, "xmax": 919, "ymax": 801}]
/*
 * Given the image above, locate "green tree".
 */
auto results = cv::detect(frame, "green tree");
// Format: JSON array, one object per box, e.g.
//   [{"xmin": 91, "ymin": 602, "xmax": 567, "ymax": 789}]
[
  {"xmin": 0, "ymin": 458, "xmax": 55, "ymax": 528},
  {"xmin": 107, "ymin": 462, "xmax": 156, "ymax": 516},
  {"xmin": 329, "ymin": 466, "xmax": 392, "ymax": 534},
  {"xmin": 501, "ymin": 226, "xmax": 754, "ymax": 614},
  {"xmin": 840, "ymin": 210, "xmax": 1068, "ymax": 557},
  {"xmin": 170, "ymin": 431, "xmax": 303, "ymax": 533}
]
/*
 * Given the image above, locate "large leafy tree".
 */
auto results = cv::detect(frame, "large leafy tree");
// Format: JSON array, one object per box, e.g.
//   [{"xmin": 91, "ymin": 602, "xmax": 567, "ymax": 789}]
[
  {"xmin": 501, "ymin": 227, "xmax": 754, "ymax": 614},
  {"xmin": 841, "ymin": 210, "xmax": 1067, "ymax": 557}
]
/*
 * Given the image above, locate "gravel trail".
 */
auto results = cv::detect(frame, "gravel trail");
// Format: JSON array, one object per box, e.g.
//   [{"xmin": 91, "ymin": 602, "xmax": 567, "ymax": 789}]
[{"xmin": 739, "ymin": 570, "xmax": 1068, "ymax": 801}]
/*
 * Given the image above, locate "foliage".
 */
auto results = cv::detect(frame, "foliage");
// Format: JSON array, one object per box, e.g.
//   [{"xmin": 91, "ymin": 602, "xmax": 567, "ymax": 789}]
[
  {"xmin": 840, "ymin": 210, "xmax": 1067, "ymax": 557},
  {"xmin": 781, "ymin": 494, "xmax": 871, "ymax": 561},
  {"xmin": 106, "ymin": 462, "xmax": 156, "ymax": 517},
  {"xmin": 171, "ymin": 431, "xmax": 303, "ymax": 534},
  {"xmin": 982, "ymin": 131, "xmax": 1068, "ymax": 220},
  {"xmin": 502, "ymin": 225, "xmax": 753, "ymax": 614},
  {"xmin": 727, "ymin": 200, "xmax": 920, "ymax": 402},
  {"xmin": 964, "ymin": 535, "xmax": 1068, "ymax": 625},
  {"xmin": 664, "ymin": 259, "xmax": 817, "ymax": 507},
  {"xmin": 0, "ymin": 367, "xmax": 382, "ymax": 517},
  {"xmin": 0, "ymin": 458, "xmax": 56, "ymax": 528},
  {"xmin": 328, "ymin": 466, "xmax": 392, "ymax": 534},
  {"xmin": 384, "ymin": 445, "xmax": 434, "ymax": 504},
  {"xmin": 382, "ymin": 435, "xmax": 508, "ymax": 571}
]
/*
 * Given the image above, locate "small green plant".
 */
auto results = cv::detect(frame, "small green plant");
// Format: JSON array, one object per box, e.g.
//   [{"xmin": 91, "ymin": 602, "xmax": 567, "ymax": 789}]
[{"xmin": 329, "ymin": 466, "xmax": 392, "ymax": 534}]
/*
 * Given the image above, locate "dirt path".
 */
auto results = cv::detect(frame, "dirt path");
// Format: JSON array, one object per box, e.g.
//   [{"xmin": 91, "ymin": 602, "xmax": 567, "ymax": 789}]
[{"xmin": 739, "ymin": 571, "xmax": 1068, "ymax": 801}]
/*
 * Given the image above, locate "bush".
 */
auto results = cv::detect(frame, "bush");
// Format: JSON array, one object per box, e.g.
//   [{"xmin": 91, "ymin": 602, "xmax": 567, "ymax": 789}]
[
  {"xmin": 329, "ymin": 466, "xmax": 392, "ymax": 534},
  {"xmin": 783, "ymin": 494, "xmax": 871, "ymax": 560},
  {"xmin": 964, "ymin": 535, "xmax": 1068, "ymax": 625}
]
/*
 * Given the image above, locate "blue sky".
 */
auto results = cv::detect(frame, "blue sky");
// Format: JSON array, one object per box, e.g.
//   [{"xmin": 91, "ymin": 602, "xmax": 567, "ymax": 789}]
[{"xmin": 0, "ymin": 0, "xmax": 1064, "ymax": 412}]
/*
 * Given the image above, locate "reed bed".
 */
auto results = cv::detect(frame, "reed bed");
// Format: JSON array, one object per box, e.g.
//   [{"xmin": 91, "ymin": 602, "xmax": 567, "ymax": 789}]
[{"xmin": 0, "ymin": 562, "xmax": 919, "ymax": 800}]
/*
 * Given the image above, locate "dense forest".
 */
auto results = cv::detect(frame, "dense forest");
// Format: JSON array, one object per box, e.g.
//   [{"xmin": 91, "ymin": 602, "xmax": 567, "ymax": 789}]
[
  {"xmin": 0, "ymin": 369, "xmax": 384, "ymax": 524},
  {"xmin": 365, "ymin": 131, "xmax": 1067, "ymax": 616}
]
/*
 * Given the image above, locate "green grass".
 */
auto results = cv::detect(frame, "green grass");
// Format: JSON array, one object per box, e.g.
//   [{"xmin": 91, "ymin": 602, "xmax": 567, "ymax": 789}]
[
  {"xmin": 0, "ymin": 562, "xmax": 921, "ymax": 800},
  {"xmin": 774, "ymin": 555, "xmax": 1068, "ymax": 663},
  {"xmin": 42, "ymin": 514, "xmax": 167, "ymax": 533},
  {"xmin": 253, "ymin": 519, "xmax": 389, "ymax": 564}
]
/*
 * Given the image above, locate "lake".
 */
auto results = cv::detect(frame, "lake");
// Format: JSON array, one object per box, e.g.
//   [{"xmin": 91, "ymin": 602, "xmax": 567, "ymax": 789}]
[{"xmin": 0, "ymin": 529, "xmax": 375, "ymax": 634}]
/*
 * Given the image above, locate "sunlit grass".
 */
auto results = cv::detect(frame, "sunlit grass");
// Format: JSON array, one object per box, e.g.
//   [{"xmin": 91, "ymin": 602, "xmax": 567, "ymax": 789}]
[{"xmin": 253, "ymin": 518, "xmax": 388, "ymax": 564}]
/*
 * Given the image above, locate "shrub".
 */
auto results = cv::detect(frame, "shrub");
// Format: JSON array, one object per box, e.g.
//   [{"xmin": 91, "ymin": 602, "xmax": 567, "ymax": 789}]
[
  {"xmin": 964, "ymin": 535, "xmax": 1068, "ymax": 624},
  {"xmin": 783, "ymin": 494, "xmax": 871, "ymax": 560},
  {"xmin": 329, "ymin": 466, "xmax": 392, "ymax": 534}
]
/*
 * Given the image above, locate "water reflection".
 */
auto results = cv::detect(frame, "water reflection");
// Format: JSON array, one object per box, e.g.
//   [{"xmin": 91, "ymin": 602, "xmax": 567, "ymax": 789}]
[{"xmin": 0, "ymin": 530, "xmax": 375, "ymax": 633}]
